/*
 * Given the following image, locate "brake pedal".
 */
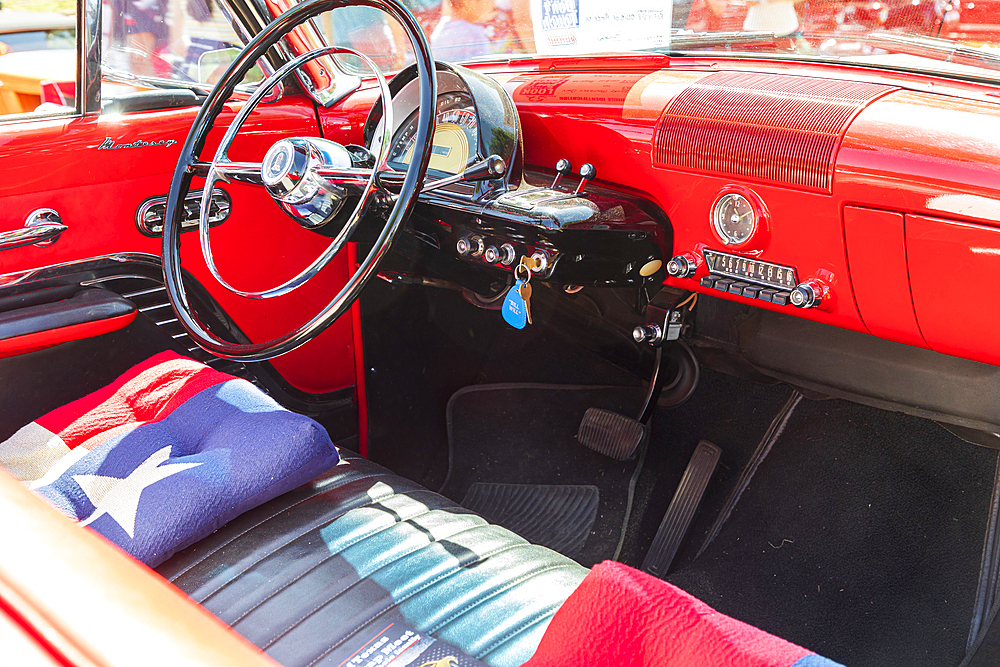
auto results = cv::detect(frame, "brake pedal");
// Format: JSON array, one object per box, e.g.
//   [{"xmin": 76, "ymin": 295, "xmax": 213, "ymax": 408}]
[
  {"xmin": 576, "ymin": 408, "xmax": 647, "ymax": 461},
  {"xmin": 642, "ymin": 439, "xmax": 721, "ymax": 577}
]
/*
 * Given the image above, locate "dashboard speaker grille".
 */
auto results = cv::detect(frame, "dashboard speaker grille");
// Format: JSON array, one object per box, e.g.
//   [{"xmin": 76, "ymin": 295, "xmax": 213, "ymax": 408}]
[{"xmin": 652, "ymin": 72, "xmax": 895, "ymax": 192}]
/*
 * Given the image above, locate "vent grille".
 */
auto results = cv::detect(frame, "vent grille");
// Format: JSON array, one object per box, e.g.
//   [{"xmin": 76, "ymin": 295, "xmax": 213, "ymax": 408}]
[{"xmin": 652, "ymin": 72, "xmax": 895, "ymax": 192}]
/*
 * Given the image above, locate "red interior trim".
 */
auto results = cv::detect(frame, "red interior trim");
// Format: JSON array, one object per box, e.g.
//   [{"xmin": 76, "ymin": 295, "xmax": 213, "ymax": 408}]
[
  {"xmin": 348, "ymin": 243, "xmax": 369, "ymax": 458},
  {"xmin": 0, "ymin": 311, "xmax": 137, "ymax": 360}
]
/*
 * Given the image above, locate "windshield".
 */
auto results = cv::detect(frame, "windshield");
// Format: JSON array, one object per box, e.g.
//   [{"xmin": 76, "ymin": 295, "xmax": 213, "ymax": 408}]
[{"xmin": 306, "ymin": 0, "xmax": 1000, "ymax": 83}]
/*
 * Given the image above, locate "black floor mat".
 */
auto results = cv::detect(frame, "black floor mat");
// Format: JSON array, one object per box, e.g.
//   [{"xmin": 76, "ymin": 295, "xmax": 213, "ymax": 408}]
[
  {"xmin": 667, "ymin": 397, "xmax": 998, "ymax": 667},
  {"xmin": 461, "ymin": 483, "xmax": 599, "ymax": 559},
  {"xmin": 442, "ymin": 383, "xmax": 646, "ymax": 566}
]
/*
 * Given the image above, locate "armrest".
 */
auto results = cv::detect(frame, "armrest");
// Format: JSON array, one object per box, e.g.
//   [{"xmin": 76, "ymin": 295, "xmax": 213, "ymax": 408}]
[{"xmin": 0, "ymin": 288, "xmax": 137, "ymax": 358}]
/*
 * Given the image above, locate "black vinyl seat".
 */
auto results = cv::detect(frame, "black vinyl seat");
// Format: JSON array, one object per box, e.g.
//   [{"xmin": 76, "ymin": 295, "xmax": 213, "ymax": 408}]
[{"xmin": 156, "ymin": 450, "xmax": 588, "ymax": 667}]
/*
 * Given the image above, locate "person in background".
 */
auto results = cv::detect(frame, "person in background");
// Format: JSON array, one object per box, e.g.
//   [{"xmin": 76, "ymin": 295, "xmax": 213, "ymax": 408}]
[
  {"xmin": 431, "ymin": 0, "xmax": 534, "ymax": 61},
  {"xmin": 121, "ymin": 0, "xmax": 169, "ymax": 75}
]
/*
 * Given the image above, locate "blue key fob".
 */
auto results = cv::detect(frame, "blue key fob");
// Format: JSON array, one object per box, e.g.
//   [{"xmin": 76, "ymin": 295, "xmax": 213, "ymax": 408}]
[{"xmin": 502, "ymin": 279, "xmax": 528, "ymax": 329}]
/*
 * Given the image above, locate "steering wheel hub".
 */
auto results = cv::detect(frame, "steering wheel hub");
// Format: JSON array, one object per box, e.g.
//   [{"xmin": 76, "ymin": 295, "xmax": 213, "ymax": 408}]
[
  {"xmin": 261, "ymin": 137, "xmax": 359, "ymax": 229},
  {"xmin": 261, "ymin": 140, "xmax": 299, "ymax": 188}
]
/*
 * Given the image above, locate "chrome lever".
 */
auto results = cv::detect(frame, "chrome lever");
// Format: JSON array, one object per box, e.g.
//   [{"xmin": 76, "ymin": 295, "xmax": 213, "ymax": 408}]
[
  {"xmin": 377, "ymin": 155, "xmax": 507, "ymax": 194},
  {"xmin": 0, "ymin": 209, "xmax": 67, "ymax": 251}
]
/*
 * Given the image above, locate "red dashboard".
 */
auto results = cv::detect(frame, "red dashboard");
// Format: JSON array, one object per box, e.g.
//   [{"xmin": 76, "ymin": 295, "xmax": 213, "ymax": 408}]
[{"xmin": 313, "ymin": 55, "xmax": 1000, "ymax": 370}]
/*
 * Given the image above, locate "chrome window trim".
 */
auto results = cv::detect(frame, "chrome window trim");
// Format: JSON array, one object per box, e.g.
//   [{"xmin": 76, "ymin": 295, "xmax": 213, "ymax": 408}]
[{"xmin": 81, "ymin": 0, "xmax": 102, "ymax": 114}]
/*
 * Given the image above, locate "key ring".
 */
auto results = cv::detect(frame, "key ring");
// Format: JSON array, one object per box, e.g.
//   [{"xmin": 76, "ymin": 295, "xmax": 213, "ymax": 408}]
[{"xmin": 515, "ymin": 265, "xmax": 531, "ymax": 282}]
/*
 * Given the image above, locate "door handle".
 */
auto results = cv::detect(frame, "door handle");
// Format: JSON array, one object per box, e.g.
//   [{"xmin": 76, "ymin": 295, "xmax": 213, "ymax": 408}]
[{"xmin": 0, "ymin": 209, "xmax": 67, "ymax": 251}]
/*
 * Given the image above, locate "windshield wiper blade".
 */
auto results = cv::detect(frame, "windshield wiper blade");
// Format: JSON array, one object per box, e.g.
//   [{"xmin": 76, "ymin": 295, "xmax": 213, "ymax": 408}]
[{"xmin": 863, "ymin": 32, "xmax": 1000, "ymax": 72}]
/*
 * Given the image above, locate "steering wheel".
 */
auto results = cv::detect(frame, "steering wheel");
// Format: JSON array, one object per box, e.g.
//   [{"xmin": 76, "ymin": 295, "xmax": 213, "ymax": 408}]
[{"xmin": 162, "ymin": 0, "xmax": 436, "ymax": 361}]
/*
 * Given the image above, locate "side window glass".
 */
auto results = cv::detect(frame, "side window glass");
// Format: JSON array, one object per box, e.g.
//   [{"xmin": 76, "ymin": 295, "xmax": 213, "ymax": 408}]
[
  {"xmin": 0, "ymin": 3, "xmax": 77, "ymax": 117},
  {"xmin": 101, "ymin": 0, "xmax": 248, "ymax": 105}
]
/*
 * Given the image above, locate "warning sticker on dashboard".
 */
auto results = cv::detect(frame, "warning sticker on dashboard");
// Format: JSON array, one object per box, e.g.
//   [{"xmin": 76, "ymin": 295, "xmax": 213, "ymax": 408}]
[{"xmin": 337, "ymin": 619, "xmax": 486, "ymax": 667}]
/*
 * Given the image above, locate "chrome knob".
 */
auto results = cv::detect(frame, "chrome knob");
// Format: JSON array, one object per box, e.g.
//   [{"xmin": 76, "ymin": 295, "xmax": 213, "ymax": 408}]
[
  {"xmin": 484, "ymin": 245, "xmax": 500, "ymax": 263},
  {"xmin": 470, "ymin": 236, "xmax": 485, "ymax": 258},
  {"xmin": 665, "ymin": 252, "xmax": 701, "ymax": 279},
  {"xmin": 456, "ymin": 237, "xmax": 472, "ymax": 256},
  {"xmin": 633, "ymin": 323, "xmax": 663, "ymax": 345},
  {"xmin": 790, "ymin": 279, "xmax": 829, "ymax": 308},
  {"xmin": 499, "ymin": 243, "xmax": 517, "ymax": 266}
]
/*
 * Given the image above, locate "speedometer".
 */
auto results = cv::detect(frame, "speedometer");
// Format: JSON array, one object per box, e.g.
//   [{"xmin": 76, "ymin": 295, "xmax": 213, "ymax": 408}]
[{"xmin": 388, "ymin": 92, "xmax": 479, "ymax": 176}]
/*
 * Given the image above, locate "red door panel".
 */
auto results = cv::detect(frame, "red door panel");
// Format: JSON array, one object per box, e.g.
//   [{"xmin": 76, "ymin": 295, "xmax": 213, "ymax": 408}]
[
  {"xmin": 0, "ymin": 96, "xmax": 357, "ymax": 394},
  {"xmin": 843, "ymin": 206, "xmax": 927, "ymax": 348},
  {"xmin": 906, "ymin": 214, "xmax": 1000, "ymax": 365}
]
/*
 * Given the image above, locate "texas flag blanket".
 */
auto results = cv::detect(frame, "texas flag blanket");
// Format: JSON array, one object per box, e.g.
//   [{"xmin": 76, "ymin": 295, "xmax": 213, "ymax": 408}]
[
  {"xmin": 525, "ymin": 561, "xmax": 844, "ymax": 667},
  {"xmin": 0, "ymin": 351, "xmax": 339, "ymax": 567}
]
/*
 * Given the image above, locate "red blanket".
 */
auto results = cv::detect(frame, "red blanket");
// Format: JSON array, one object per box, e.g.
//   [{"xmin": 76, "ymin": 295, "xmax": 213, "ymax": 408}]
[{"xmin": 525, "ymin": 561, "xmax": 830, "ymax": 667}]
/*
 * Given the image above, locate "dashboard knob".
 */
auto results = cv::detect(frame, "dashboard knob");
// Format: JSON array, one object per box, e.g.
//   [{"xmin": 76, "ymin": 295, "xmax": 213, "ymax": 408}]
[
  {"xmin": 633, "ymin": 323, "xmax": 663, "ymax": 346},
  {"xmin": 484, "ymin": 245, "xmax": 500, "ymax": 263},
  {"xmin": 790, "ymin": 279, "xmax": 829, "ymax": 308},
  {"xmin": 500, "ymin": 243, "xmax": 517, "ymax": 266},
  {"xmin": 456, "ymin": 237, "xmax": 471, "ymax": 256},
  {"xmin": 574, "ymin": 164, "xmax": 597, "ymax": 195},
  {"xmin": 552, "ymin": 158, "xmax": 573, "ymax": 189},
  {"xmin": 665, "ymin": 252, "xmax": 702, "ymax": 279},
  {"xmin": 470, "ymin": 236, "xmax": 485, "ymax": 257}
]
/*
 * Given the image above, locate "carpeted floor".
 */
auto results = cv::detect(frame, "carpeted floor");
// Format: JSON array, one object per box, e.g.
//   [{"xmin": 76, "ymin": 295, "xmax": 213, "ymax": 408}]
[{"xmin": 666, "ymin": 396, "xmax": 998, "ymax": 667}]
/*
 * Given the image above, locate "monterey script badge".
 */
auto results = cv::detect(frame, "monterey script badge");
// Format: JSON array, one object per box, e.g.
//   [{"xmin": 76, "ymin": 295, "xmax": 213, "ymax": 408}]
[{"xmin": 95, "ymin": 137, "xmax": 178, "ymax": 150}]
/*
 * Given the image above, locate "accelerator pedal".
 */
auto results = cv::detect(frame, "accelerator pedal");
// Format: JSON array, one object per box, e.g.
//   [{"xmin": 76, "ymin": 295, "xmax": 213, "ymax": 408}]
[
  {"xmin": 576, "ymin": 408, "xmax": 648, "ymax": 461},
  {"xmin": 642, "ymin": 440, "xmax": 721, "ymax": 577}
]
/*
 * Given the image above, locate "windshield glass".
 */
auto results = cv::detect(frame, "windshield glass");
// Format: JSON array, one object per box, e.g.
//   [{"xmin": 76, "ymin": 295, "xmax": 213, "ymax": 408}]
[{"xmin": 304, "ymin": 0, "xmax": 1000, "ymax": 83}]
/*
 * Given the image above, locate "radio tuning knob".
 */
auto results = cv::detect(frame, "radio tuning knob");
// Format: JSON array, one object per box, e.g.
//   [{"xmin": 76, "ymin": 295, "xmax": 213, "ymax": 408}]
[
  {"xmin": 665, "ymin": 252, "xmax": 702, "ymax": 279},
  {"xmin": 790, "ymin": 279, "xmax": 830, "ymax": 308}
]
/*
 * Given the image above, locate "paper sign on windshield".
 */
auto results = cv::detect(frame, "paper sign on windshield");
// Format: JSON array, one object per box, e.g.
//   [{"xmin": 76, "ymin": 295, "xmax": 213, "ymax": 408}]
[{"xmin": 531, "ymin": 0, "xmax": 672, "ymax": 54}]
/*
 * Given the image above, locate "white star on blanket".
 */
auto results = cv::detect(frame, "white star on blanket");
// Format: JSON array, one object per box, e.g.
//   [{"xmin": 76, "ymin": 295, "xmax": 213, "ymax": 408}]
[{"xmin": 74, "ymin": 446, "xmax": 202, "ymax": 538}]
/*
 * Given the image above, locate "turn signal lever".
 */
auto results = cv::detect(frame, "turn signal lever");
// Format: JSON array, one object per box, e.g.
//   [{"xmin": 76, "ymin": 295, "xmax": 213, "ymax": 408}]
[{"xmin": 377, "ymin": 155, "xmax": 506, "ymax": 193}]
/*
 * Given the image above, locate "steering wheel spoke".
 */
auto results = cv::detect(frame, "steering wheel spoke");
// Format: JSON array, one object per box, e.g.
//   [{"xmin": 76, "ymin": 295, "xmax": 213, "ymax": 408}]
[
  {"xmin": 214, "ymin": 160, "xmax": 266, "ymax": 185},
  {"xmin": 163, "ymin": 0, "xmax": 436, "ymax": 361}
]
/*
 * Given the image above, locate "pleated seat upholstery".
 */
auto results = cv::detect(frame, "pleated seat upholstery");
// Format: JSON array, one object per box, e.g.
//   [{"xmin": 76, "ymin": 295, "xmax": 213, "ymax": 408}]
[{"xmin": 156, "ymin": 450, "xmax": 589, "ymax": 667}]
